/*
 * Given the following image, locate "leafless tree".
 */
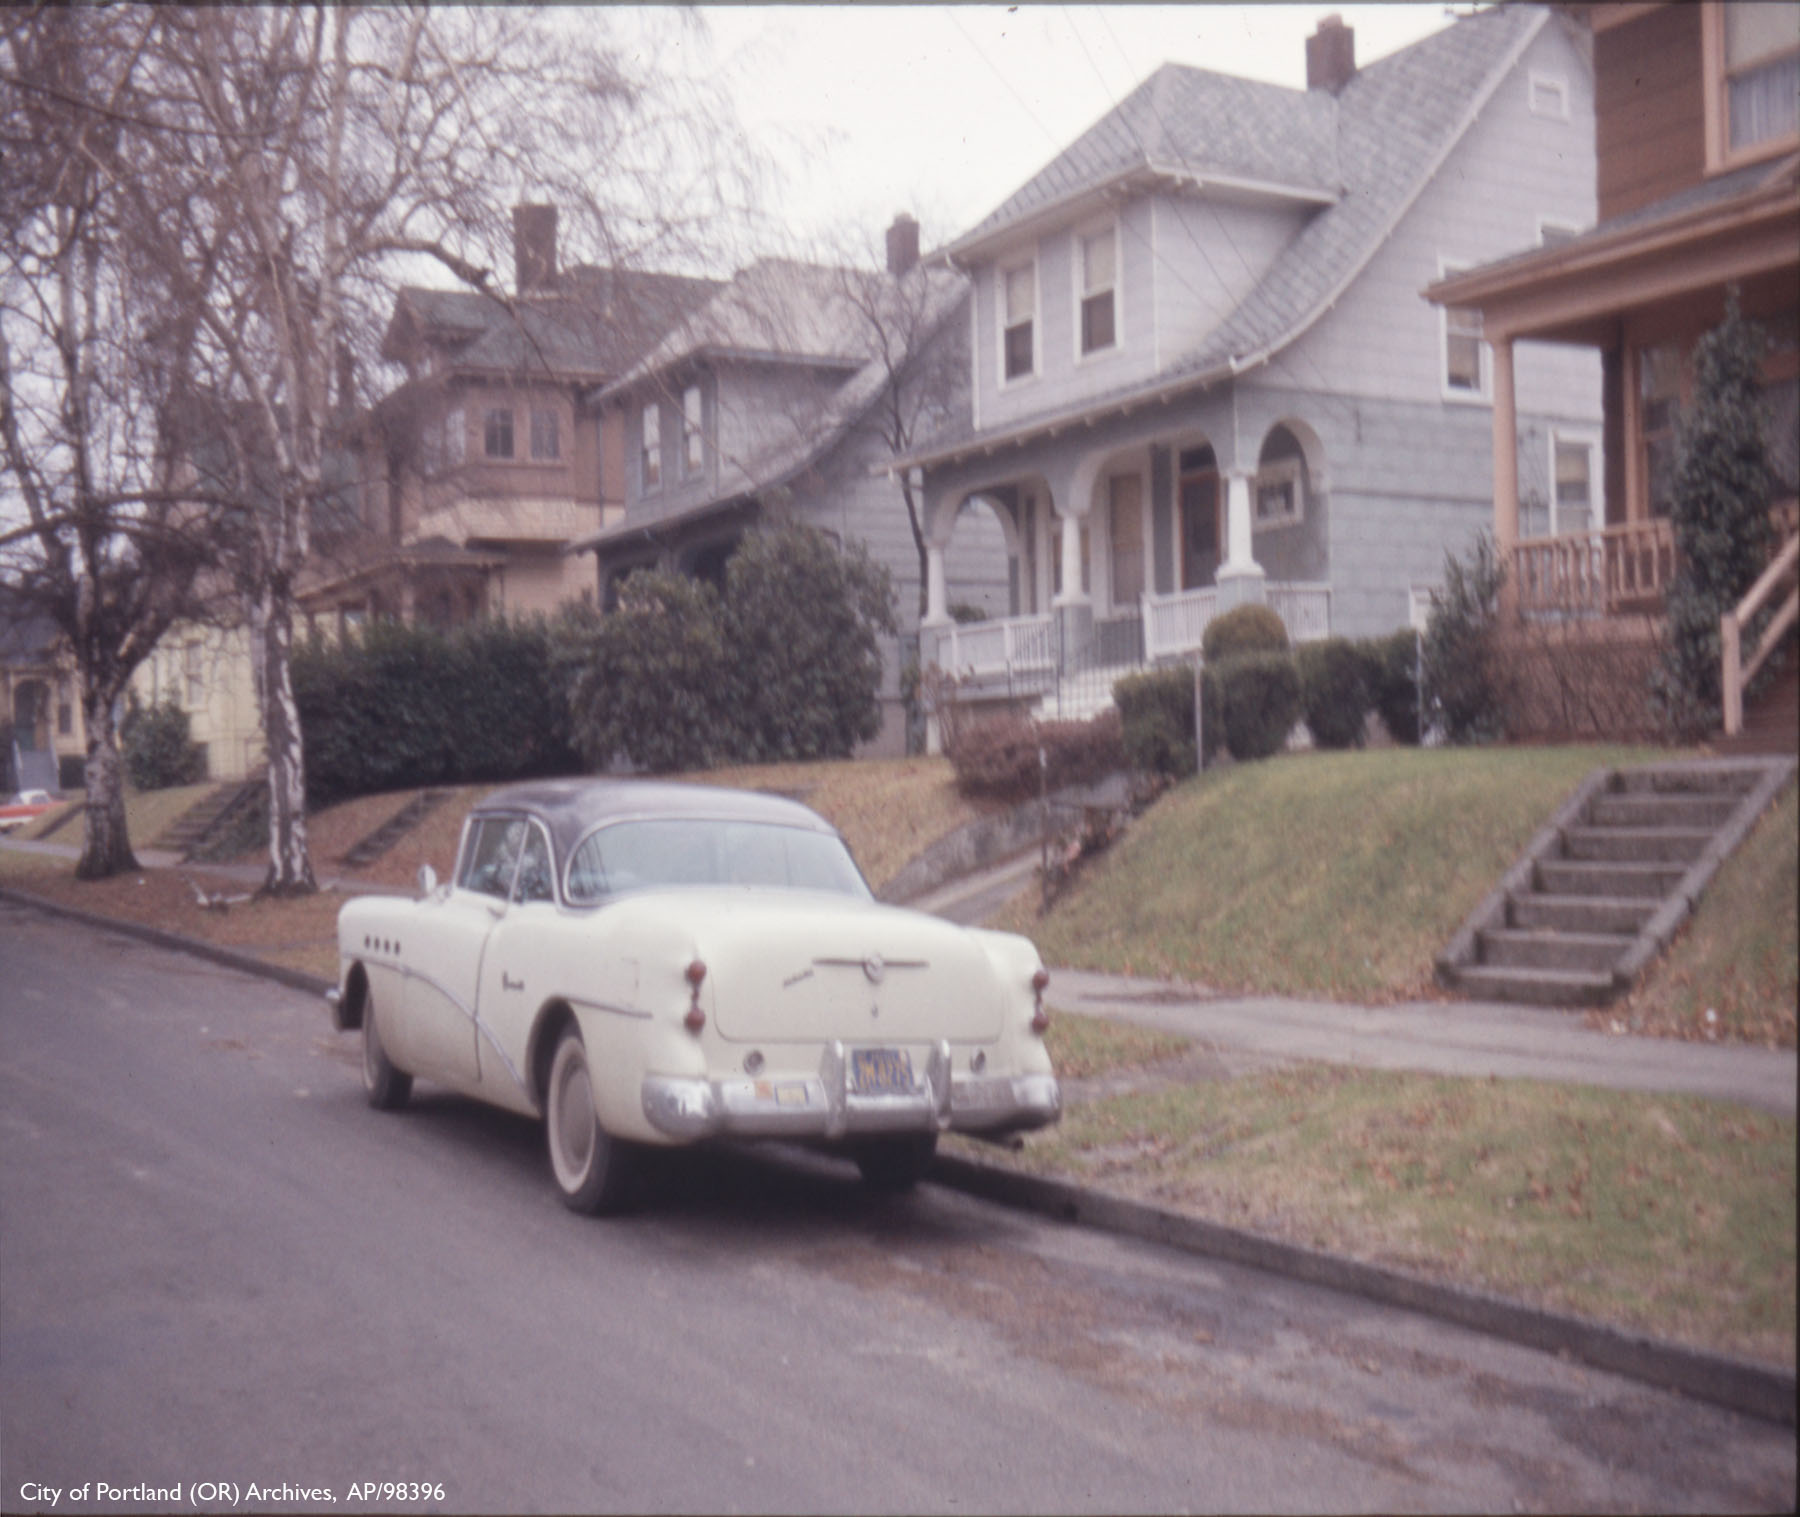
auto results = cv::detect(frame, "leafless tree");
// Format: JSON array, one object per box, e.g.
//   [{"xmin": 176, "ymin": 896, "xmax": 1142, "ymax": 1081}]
[
  {"xmin": 0, "ymin": 8, "xmax": 225, "ymax": 878},
  {"xmin": 119, "ymin": 6, "xmax": 756, "ymax": 894}
]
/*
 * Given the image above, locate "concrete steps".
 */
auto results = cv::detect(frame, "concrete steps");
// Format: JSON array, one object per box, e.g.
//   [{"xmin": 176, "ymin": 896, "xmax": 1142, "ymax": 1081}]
[
  {"xmin": 1439, "ymin": 756, "xmax": 1795, "ymax": 1008},
  {"xmin": 153, "ymin": 778, "xmax": 264, "ymax": 861},
  {"xmin": 339, "ymin": 789, "xmax": 451, "ymax": 870}
]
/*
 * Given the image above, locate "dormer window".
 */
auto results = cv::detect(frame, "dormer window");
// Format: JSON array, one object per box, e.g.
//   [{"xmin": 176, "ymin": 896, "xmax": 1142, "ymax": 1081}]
[
  {"xmin": 1002, "ymin": 262, "xmax": 1035, "ymax": 381},
  {"xmin": 1079, "ymin": 226, "xmax": 1117, "ymax": 355},
  {"xmin": 641, "ymin": 402, "xmax": 662, "ymax": 491}
]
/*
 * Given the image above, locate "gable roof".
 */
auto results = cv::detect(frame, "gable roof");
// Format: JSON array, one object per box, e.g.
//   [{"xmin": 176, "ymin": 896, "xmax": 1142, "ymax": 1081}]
[
  {"xmin": 571, "ymin": 266, "xmax": 967, "ymax": 554},
  {"xmin": 601, "ymin": 259, "xmax": 892, "ymax": 397},
  {"xmin": 382, "ymin": 267, "xmax": 722, "ymax": 381},
  {"xmin": 910, "ymin": 4, "xmax": 1549, "ymax": 465},
  {"xmin": 949, "ymin": 64, "xmax": 1340, "ymax": 256}
]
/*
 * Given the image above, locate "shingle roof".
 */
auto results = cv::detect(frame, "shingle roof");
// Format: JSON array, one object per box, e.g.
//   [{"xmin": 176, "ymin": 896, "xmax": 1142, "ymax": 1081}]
[
  {"xmin": 572, "ymin": 267, "xmax": 968, "ymax": 553},
  {"xmin": 952, "ymin": 65, "xmax": 1339, "ymax": 252},
  {"xmin": 386, "ymin": 268, "xmax": 722, "ymax": 379},
  {"xmin": 603, "ymin": 260, "xmax": 892, "ymax": 394},
  {"xmin": 912, "ymin": 4, "xmax": 1547, "ymax": 462}
]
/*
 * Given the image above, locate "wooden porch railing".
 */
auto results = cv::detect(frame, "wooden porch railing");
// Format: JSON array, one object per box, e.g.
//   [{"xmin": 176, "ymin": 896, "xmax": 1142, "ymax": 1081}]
[
  {"xmin": 1510, "ymin": 518, "xmax": 1675, "ymax": 615},
  {"xmin": 1722, "ymin": 498, "xmax": 1800, "ymax": 736},
  {"xmin": 1510, "ymin": 500, "xmax": 1800, "ymax": 618}
]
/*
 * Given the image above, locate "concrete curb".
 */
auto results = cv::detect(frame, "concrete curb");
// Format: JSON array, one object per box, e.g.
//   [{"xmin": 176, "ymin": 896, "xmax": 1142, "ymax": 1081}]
[
  {"xmin": 6, "ymin": 884, "xmax": 1792, "ymax": 1429},
  {"xmin": 0, "ymin": 883, "xmax": 334, "ymax": 998},
  {"xmin": 928, "ymin": 1154, "xmax": 1797, "ymax": 1429}
]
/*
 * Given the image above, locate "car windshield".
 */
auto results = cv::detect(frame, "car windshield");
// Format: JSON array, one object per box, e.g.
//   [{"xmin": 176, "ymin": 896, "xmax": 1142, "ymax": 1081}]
[{"xmin": 565, "ymin": 819, "xmax": 869, "ymax": 905}]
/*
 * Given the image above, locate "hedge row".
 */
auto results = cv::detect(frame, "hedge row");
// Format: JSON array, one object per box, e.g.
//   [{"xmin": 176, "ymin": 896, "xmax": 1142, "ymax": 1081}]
[
  {"xmin": 1112, "ymin": 626, "xmax": 1422, "ymax": 779},
  {"xmin": 946, "ymin": 709, "xmax": 1125, "ymax": 803},
  {"xmin": 293, "ymin": 616, "xmax": 577, "ymax": 806}
]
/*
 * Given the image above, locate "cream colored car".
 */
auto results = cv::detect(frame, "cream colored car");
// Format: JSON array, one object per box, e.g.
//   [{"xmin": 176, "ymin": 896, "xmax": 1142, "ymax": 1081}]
[{"xmin": 329, "ymin": 779, "xmax": 1060, "ymax": 1212}]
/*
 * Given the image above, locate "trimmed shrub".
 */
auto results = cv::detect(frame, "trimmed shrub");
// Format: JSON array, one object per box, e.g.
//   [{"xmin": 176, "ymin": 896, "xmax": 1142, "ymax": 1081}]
[
  {"xmin": 121, "ymin": 695, "xmax": 206, "ymax": 790},
  {"xmin": 1295, "ymin": 636, "xmax": 1370, "ymax": 749},
  {"xmin": 1422, "ymin": 532, "xmax": 1513, "ymax": 744},
  {"xmin": 948, "ymin": 709, "xmax": 1125, "ymax": 802},
  {"xmin": 723, "ymin": 524, "xmax": 897, "ymax": 763},
  {"xmin": 557, "ymin": 524, "xmax": 899, "ymax": 774},
  {"xmin": 557, "ymin": 572, "xmax": 736, "ymax": 775},
  {"xmin": 294, "ymin": 615, "xmax": 577, "ymax": 805},
  {"xmin": 1114, "ymin": 665, "xmax": 1220, "ymax": 777},
  {"xmin": 1358, "ymin": 629, "xmax": 1422, "ymax": 745},
  {"xmin": 1214, "ymin": 650, "xmax": 1303, "ymax": 761},
  {"xmin": 1201, "ymin": 602, "xmax": 1289, "ymax": 662}
]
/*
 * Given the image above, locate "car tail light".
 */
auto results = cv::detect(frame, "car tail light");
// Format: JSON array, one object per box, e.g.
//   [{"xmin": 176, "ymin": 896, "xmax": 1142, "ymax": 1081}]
[
  {"xmin": 1030, "ymin": 967, "xmax": 1050, "ymax": 1035},
  {"xmin": 684, "ymin": 958, "xmax": 707, "ymax": 1035}
]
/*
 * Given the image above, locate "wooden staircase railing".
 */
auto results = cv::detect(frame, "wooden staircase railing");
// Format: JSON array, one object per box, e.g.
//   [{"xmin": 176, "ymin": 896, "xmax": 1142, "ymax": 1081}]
[{"xmin": 1722, "ymin": 506, "xmax": 1800, "ymax": 736}]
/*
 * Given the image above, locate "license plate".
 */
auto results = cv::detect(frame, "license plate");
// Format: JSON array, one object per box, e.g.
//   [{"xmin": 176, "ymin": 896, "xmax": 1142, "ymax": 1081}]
[{"xmin": 850, "ymin": 1047, "xmax": 914, "ymax": 1097}]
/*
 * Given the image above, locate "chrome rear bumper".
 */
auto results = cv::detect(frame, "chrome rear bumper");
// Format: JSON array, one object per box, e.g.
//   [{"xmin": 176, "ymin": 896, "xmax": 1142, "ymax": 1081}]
[{"xmin": 641, "ymin": 1038, "xmax": 1060, "ymax": 1143}]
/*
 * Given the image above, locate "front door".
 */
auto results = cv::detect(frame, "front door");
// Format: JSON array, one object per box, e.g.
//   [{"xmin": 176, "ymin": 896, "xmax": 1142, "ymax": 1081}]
[
  {"xmin": 1109, "ymin": 474, "xmax": 1144, "ymax": 609},
  {"xmin": 1179, "ymin": 460, "xmax": 1220, "ymax": 590}
]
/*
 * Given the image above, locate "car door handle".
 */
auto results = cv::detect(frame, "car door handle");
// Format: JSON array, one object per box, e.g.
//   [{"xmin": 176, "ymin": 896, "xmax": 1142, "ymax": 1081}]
[{"xmin": 501, "ymin": 972, "xmax": 525, "ymax": 993}]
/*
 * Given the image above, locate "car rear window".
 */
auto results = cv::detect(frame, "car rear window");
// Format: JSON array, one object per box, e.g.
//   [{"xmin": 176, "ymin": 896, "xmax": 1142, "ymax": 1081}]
[{"xmin": 565, "ymin": 819, "xmax": 868, "ymax": 904}]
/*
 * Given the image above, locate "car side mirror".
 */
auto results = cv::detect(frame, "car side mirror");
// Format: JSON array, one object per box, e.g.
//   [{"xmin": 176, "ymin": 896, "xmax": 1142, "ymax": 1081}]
[{"xmin": 417, "ymin": 864, "xmax": 438, "ymax": 898}]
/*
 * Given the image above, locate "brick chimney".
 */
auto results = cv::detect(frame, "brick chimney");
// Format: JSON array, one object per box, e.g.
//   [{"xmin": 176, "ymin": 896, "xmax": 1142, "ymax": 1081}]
[
  {"xmin": 886, "ymin": 212, "xmax": 920, "ymax": 277},
  {"xmin": 1306, "ymin": 13, "xmax": 1356, "ymax": 93},
  {"xmin": 513, "ymin": 203, "xmax": 558, "ymax": 294}
]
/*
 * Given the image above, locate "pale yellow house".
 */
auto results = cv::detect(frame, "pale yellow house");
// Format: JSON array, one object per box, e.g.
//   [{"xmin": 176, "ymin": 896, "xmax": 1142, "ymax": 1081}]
[{"xmin": 130, "ymin": 622, "xmax": 265, "ymax": 783}]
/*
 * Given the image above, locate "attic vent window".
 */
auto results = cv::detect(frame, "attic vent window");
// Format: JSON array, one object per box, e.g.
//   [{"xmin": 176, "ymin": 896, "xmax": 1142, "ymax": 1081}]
[
  {"xmin": 1079, "ymin": 227, "xmax": 1117, "ymax": 355},
  {"xmin": 1528, "ymin": 72, "xmax": 1568, "ymax": 121},
  {"xmin": 1003, "ymin": 262, "xmax": 1035, "ymax": 381}
]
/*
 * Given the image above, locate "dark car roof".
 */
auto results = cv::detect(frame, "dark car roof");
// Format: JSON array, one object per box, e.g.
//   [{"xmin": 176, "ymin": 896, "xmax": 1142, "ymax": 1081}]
[{"xmin": 470, "ymin": 778, "xmax": 839, "ymax": 862}]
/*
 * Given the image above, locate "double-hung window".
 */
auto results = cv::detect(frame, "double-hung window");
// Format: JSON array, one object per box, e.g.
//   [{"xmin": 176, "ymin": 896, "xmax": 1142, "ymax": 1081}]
[
  {"xmin": 641, "ymin": 403, "xmax": 662, "ymax": 491},
  {"xmin": 1002, "ymin": 262, "xmax": 1035, "ymax": 382},
  {"xmin": 484, "ymin": 407, "xmax": 514, "ymax": 459},
  {"xmin": 1439, "ymin": 260, "xmax": 1486, "ymax": 398},
  {"xmin": 529, "ymin": 407, "xmax": 560, "ymax": 460},
  {"xmin": 682, "ymin": 384, "xmax": 704, "ymax": 477},
  {"xmin": 1708, "ymin": 2, "xmax": 1800, "ymax": 166},
  {"xmin": 1079, "ymin": 227, "xmax": 1117, "ymax": 356},
  {"xmin": 1552, "ymin": 434, "xmax": 1596, "ymax": 536}
]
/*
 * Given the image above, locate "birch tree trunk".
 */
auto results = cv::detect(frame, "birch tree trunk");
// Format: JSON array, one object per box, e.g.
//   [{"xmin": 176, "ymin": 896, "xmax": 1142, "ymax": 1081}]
[
  {"xmin": 76, "ymin": 678, "xmax": 135, "ymax": 879},
  {"xmin": 253, "ymin": 581, "xmax": 315, "ymax": 895}
]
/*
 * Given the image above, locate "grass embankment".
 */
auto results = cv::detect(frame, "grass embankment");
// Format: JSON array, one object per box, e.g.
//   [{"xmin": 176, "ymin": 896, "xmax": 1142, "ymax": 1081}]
[
  {"xmin": 1010, "ymin": 1013, "xmax": 1797, "ymax": 1366},
  {"xmin": 1, "ymin": 758, "xmax": 983, "ymax": 983},
  {"xmin": 1001, "ymin": 744, "xmax": 1657, "ymax": 999},
  {"xmin": 1626, "ymin": 781, "xmax": 1798, "ymax": 1047}
]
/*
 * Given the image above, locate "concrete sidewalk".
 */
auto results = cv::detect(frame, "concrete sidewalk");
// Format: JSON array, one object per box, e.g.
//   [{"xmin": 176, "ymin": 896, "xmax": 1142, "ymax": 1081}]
[{"xmin": 1048, "ymin": 969, "xmax": 1798, "ymax": 1117}]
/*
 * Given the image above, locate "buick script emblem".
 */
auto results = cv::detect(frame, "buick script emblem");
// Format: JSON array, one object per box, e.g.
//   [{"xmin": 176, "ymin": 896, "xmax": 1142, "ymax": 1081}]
[{"xmin": 862, "ymin": 954, "xmax": 886, "ymax": 984}]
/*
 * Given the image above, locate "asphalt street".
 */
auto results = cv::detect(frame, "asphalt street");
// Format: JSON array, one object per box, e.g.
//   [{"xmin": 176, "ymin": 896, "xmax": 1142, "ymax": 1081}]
[{"xmin": 2, "ymin": 899, "xmax": 1794, "ymax": 1514}]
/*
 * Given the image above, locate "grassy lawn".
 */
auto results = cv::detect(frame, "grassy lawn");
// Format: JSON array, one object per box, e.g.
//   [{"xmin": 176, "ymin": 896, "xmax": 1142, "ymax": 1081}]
[
  {"xmin": 995, "ymin": 744, "xmax": 1676, "ymax": 1002},
  {"xmin": 1623, "ymin": 781, "xmax": 1797, "ymax": 1049},
  {"xmin": 960, "ymin": 1013, "xmax": 1797, "ymax": 1368}
]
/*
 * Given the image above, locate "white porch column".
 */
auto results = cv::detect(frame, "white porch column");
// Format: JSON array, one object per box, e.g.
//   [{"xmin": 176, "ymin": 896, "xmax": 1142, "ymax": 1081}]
[
  {"xmin": 1053, "ymin": 509, "xmax": 1089, "ymax": 607},
  {"xmin": 1216, "ymin": 466, "xmax": 1265, "ymax": 605},
  {"xmin": 923, "ymin": 540, "xmax": 950, "ymax": 628}
]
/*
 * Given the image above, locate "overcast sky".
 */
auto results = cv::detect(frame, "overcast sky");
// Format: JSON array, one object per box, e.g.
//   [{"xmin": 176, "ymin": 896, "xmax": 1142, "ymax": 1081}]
[{"xmin": 608, "ymin": 4, "xmax": 1461, "ymax": 259}]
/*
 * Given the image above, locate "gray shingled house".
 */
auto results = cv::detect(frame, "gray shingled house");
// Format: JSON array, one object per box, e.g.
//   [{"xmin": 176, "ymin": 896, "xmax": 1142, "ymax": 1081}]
[
  {"xmin": 571, "ymin": 228, "xmax": 1010, "ymax": 755},
  {"xmin": 901, "ymin": 6, "xmax": 1605, "ymax": 720}
]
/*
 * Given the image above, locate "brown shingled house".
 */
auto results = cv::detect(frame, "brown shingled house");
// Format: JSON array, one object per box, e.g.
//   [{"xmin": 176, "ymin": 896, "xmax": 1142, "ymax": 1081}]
[{"xmin": 299, "ymin": 207, "xmax": 720, "ymax": 634}]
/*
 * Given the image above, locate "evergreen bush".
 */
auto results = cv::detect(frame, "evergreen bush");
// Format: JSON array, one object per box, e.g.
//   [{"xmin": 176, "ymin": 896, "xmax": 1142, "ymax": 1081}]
[
  {"xmin": 1214, "ymin": 650, "xmax": 1303, "ymax": 761},
  {"xmin": 1422, "ymin": 533, "xmax": 1512, "ymax": 744},
  {"xmin": 1201, "ymin": 602, "xmax": 1289, "ymax": 662},
  {"xmin": 120, "ymin": 695, "xmax": 206, "ymax": 790},
  {"xmin": 1295, "ymin": 636, "xmax": 1370, "ymax": 749},
  {"xmin": 1650, "ymin": 295, "xmax": 1776, "ymax": 740},
  {"xmin": 1114, "ymin": 665, "xmax": 1220, "ymax": 777},
  {"xmin": 1359, "ymin": 629, "xmax": 1422, "ymax": 745}
]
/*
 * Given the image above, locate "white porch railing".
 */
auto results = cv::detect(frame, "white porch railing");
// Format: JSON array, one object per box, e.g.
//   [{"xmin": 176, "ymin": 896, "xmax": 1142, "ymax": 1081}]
[
  {"xmin": 1142, "ymin": 581, "xmax": 1332, "ymax": 661},
  {"xmin": 1266, "ymin": 582, "xmax": 1333, "ymax": 644},
  {"xmin": 938, "ymin": 612, "xmax": 1055, "ymax": 679}
]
